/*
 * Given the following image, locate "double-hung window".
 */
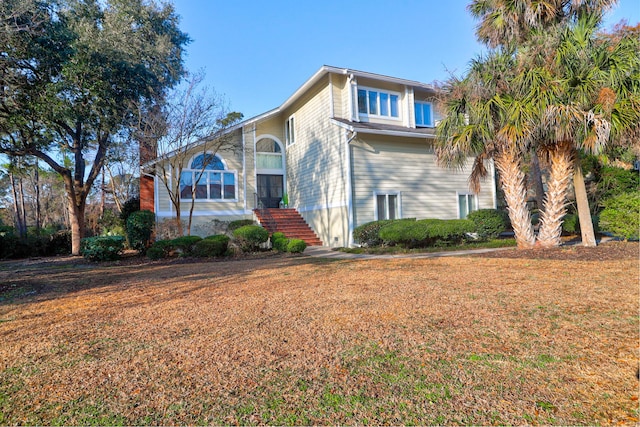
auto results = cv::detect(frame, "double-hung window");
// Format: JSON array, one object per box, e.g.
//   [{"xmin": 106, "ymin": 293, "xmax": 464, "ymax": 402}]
[
  {"xmin": 358, "ymin": 88, "xmax": 400, "ymax": 118},
  {"xmin": 415, "ymin": 102, "xmax": 433, "ymax": 127},
  {"xmin": 375, "ymin": 193, "xmax": 400, "ymax": 220},
  {"xmin": 180, "ymin": 153, "xmax": 236, "ymax": 201},
  {"xmin": 458, "ymin": 193, "xmax": 477, "ymax": 219}
]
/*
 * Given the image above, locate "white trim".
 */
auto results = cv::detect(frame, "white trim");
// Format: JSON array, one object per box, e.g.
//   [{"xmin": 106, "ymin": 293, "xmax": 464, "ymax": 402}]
[
  {"xmin": 329, "ymin": 73, "xmax": 334, "ymax": 118},
  {"xmin": 348, "ymin": 74, "xmax": 357, "ymax": 121},
  {"xmin": 344, "ymin": 129, "xmax": 355, "ymax": 247},
  {"xmin": 284, "ymin": 115, "xmax": 296, "ymax": 146},
  {"xmin": 252, "ymin": 126, "xmax": 257, "ymax": 208},
  {"xmin": 179, "ymin": 170, "xmax": 238, "ymax": 202},
  {"xmin": 156, "ymin": 209, "xmax": 247, "ymax": 218},
  {"xmin": 330, "ymin": 119, "xmax": 435, "ymax": 139},
  {"xmin": 242, "ymin": 127, "xmax": 247, "ymax": 212},
  {"xmin": 255, "ymin": 135, "xmax": 286, "ymax": 175},
  {"xmin": 296, "ymin": 201, "xmax": 348, "ymax": 213},
  {"xmin": 373, "ymin": 191, "xmax": 402, "ymax": 221},
  {"xmin": 404, "ymin": 86, "xmax": 412, "ymax": 128}
]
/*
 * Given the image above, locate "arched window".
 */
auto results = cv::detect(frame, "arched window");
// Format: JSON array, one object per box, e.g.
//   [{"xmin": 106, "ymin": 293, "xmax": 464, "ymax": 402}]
[
  {"xmin": 256, "ymin": 138, "xmax": 283, "ymax": 170},
  {"xmin": 180, "ymin": 153, "xmax": 236, "ymax": 201}
]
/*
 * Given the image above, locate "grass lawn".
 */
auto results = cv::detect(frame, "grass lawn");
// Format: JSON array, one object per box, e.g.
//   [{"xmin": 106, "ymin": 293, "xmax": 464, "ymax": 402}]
[{"xmin": 0, "ymin": 242, "xmax": 638, "ymax": 425}]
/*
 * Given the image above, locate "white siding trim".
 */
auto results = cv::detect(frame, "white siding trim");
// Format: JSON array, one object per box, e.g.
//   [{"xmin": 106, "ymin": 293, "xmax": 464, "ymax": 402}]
[
  {"xmin": 297, "ymin": 201, "xmax": 348, "ymax": 213},
  {"xmin": 156, "ymin": 209, "xmax": 246, "ymax": 218},
  {"xmin": 329, "ymin": 73, "xmax": 334, "ymax": 118},
  {"xmin": 242, "ymin": 127, "xmax": 247, "ymax": 212},
  {"xmin": 345, "ymin": 130, "xmax": 355, "ymax": 246}
]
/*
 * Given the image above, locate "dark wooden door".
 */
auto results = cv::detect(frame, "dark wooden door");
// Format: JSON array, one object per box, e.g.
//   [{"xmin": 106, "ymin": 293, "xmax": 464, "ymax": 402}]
[{"xmin": 257, "ymin": 174, "xmax": 283, "ymax": 208}]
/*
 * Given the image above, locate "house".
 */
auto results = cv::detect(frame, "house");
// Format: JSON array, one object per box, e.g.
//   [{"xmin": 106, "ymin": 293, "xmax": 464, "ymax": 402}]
[{"xmin": 140, "ymin": 65, "xmax": 497, "ymax": 247}]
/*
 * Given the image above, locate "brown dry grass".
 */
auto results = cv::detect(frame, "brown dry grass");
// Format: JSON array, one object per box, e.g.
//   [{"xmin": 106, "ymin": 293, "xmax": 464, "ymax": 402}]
[{"xmin": 0, "ymin": 242, "xmax": 638, "ymax": 425}]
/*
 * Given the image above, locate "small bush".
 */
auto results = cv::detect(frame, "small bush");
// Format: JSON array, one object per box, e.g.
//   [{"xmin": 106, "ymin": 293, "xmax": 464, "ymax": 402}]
[
  {"xmin": 562, "ymin": 213, "xmax": 579, "ymax": 235},
  {"xmin": 353, "ymin": 219, "xmax": 415, "ymax": 247},
  {"xmin": 379, "ymin": 221, "xmax": 430, "ymax": 247},
  {"xmin": 171, "ymin": 235, "xmax": 203, "ymax": 256},
  {"xmin": 466, "ymin": 209, "xmax": 509, "ymax": 240},
  {"xmin": 599, "ymin": 192, "xmax": 639, "ymax": 240},
  {"xmin": 126, "ymin": 210, "xmax": 155, "ymax": 252},
  {"xmin": 423, "ymin": 219, "xmax": 476, "ymax": 245},
  {"xmin": 271, "ymin": 232, "xmax": 289, "ymax": 252},
  {"xmin": 233, "ymin": 225, "xmax": 269, "ymax": 252},
  {"xmin": 194, "ymin": 235, "xmax": 230, "ymax": 257},
  {"xmin": 286, "ymin": 239, "xmax": 307, "ymax": 253},
  {"xmin": 228, "ymin": 219, "xmax": 255, "ymax": 232},
  {"xmin": 146, "ymin": 246, "xmax": 165, "ymax": 260},
  {"xmin": 80, "ymin": 236, "xmax": 125, "ymax": 261}
]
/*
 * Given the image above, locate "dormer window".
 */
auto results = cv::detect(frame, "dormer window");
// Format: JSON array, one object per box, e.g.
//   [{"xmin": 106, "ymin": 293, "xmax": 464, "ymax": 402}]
[
  {"xmin": 357, "ymin": 88, "xmax": 399, "ymax": 118},
  {"xmin": 415, "ymin": 101, "xmax": 433, "ymax": 127}
]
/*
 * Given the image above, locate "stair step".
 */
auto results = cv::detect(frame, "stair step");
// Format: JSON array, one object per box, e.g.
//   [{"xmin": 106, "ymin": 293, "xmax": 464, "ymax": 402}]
[{"xmin": 254, "ymin": 208, "xmax": 323, "ymax": 246}]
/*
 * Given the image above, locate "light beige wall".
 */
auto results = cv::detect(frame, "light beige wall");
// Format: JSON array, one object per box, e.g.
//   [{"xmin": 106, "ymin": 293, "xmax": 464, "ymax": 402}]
[
  {"xmin": 351, "ymin": 136, "xmax": 495, "ymax": 227},
  {"xmin": 283, "ymin": 74, "xmax": 349, "ymax": 246},
  {"xmin": 155, "ymin": 129, "xmax": 251, "ymax": 219},
  {"xmin": 300, "ymin": 205, "xmax": 350, "ymax": 247}
]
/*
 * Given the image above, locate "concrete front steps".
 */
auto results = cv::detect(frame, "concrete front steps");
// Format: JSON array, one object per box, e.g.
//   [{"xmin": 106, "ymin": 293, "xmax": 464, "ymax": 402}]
[{"xmin": 254, "ymin": 208, "xmax": 323, "ymax": 246}]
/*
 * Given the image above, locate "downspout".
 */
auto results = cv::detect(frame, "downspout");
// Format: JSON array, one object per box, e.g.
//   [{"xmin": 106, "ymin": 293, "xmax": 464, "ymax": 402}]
[{"xmin": 345, "ymin": 129, "xmax": 357, "ymax": 247}]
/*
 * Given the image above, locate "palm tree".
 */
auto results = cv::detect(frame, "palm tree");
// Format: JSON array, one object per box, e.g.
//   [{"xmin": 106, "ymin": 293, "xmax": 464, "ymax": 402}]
[
  {"xmin": 436, "ymin": 52, "xmax": 537, "ymax": 249},
  {"xmin": 466, "ymin": 0, "xmax": 638, "ymax": 248}
]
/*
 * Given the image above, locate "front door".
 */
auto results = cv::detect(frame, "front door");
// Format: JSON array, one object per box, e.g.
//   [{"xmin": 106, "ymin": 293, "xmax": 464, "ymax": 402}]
[{"xmin": 257, "ymin": 174, "xmax": 283, "ymax": 208}]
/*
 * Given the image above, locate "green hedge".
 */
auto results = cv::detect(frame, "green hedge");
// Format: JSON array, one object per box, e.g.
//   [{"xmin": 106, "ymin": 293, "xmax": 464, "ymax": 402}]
[
  {"xmin": 286, "ymin": 239, "xmax": 307, "ymax": 253},
  {"xmin": 228, "ymin": 219, "xmax": 255, "ymax": 232},
  {"xmin": 379, "ymin": 219, "xmax": 476, "ymax": 248},
  {"xmin": 195, "ymin": 235, "xmax": 230, "ymax": 257},
  {"xmin": 599, "ymin": 192, "xmax": 639, "ymax": 240},
  {"xmin": 466, "ymin": 209, "xmax": 509, "ymax": 240},
  {"xmin": 0, "ymin": 230, "xmax": 72, "ymax": 259},
  {"xmin": 80, "ymin": 236, "xmax": 125, "ymax": 261},
  {"xmin": 271, "ymin": 232, "xmax": 289, "ymax": 252},
  {"xmin": 233, "ymin": 225, "xmax": 269, "ymax": 252},
  {"xmin": 353, "ymin": 219, "xmax": 415, "ymax": 247}
]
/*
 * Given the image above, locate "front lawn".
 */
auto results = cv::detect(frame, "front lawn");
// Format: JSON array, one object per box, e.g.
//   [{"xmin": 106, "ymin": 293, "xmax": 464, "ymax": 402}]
[{"xmin": 0, "ymin": 242, "xmax": 637, "ymax": 425}]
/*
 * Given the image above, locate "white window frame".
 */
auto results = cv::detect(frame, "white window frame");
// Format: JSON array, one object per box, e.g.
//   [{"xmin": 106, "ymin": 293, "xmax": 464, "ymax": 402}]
[
  {"xmin": 179, "ymin": 152, "xmax": 238, "ymax": 202},
  {"xmin": 457, "ymin": 192, "xmax": 478, "ymax": 219},
  {"xmin": 414, "ymin": 101, "xmax": 434, "ymax": 127},
  {"xmin": 374, "ymin": 191, "xmax": 401, "ymax": 221},
  {"xmin": 285, "ymin": 115, "xmax": 295, "ymax": 146},
  {"xmin": 256, "ymin": 138, "xmax": 285, "ymax": 173},
  {"xmin": 357, "ymin": 86, "xmax": 401, "ymax": 120}
]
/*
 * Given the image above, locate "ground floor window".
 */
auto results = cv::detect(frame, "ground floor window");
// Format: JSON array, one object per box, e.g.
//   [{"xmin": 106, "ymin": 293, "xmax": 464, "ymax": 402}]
[
  {"xmin": 458, "ymin": 193, "xmax": 477, "ymax": 219},
  {"xmin": 180, "ymin": 170, "xmax": 236, "ymax": 200},
  {"xmin": 375, "ymin": 193, "xmax": 400, "ymax": 220}
]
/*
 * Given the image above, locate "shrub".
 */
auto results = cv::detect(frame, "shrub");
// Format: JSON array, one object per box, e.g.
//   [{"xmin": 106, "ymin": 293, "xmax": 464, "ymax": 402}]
[
  {"xmin": 562, "ymin": 213, "xmax": 579, "ymax": 235},
  {"xmin": 271, "ymin": 232, "xmax": 289, "ymax": 252},
  {"xmin": 170, "ymin": 235, "xmax": 203, "ymax": 256},
  {"xmin": 599, "ymin": 192, "xmax": 639, "ymax": 240},
  {"xmin": 466, "ymin": 209, "xmax": 509, "ymax": 240},
  {"xmin": 80, "ymin": 236, "xmax": 125, "ymax": 261},
  {"xmin": 126, "ymin": 210, "xmax": 155, "ymax": 252},
  {"xmin": 194, "ymin": 235, "xmax": 230, "ymax": 257},
  {"xmin": 233, "ymin": 225, "xmax": 269, "ymax": 252},
  {"xmin": 146, "ymin": 246, "xmax": 165, "ymax": 260},
  {"xmin": 119, "ymin": 197, "xmax": 140, "ymax": 224},
  {"xmin": 353, "ymin": 219, "xmax": 415, "ymax": 247},
  {"xmin": 147, "ymin": 239, "xmax": 174, "ymax": 259},
  {"xmin": 228, "ymin": 219, "xmax": 255, "ymax": 232},
  {"xmin": 379, "ymin": 219, "xmax": 476, "ymax": 248},
  {"xmin": 286, "ymin": 239, "xmax": 307, "ymax": 253}
]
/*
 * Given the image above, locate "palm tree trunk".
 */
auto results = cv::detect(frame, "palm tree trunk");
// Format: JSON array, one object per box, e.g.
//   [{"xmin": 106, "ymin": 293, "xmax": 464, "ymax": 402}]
[
  {"xmin": 537, "ymin": 142, "xmax": 574, "ymax": 248},
  {"xmin": 573, "ymin": 162, "xmax": 597, "ymax": 246},
  {"xmin": 495, "ymin": 150, "xmax": 536, "ymax": 248}
]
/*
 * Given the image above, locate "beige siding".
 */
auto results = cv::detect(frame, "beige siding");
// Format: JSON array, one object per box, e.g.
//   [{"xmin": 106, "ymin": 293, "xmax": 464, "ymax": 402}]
[
  {"xmin": 351, "ymin": 136, "xmax": 495, "ymax": 227},
  {"xmin": 284, "ymin": 75, "xmax": 349, "ymax": 246},
  {"xmin": 155, "ymin": 130, "xmax": 250, "ymax": 218},
  {"xmin": 300, "ymin": 205, "xmax": 350, "ymax": 247}
]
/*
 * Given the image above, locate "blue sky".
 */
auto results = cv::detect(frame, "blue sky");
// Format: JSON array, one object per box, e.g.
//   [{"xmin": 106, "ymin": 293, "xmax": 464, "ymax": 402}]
[{"xmin": 171, "ymin": 0, "xmax": 640, "ymax": 120}]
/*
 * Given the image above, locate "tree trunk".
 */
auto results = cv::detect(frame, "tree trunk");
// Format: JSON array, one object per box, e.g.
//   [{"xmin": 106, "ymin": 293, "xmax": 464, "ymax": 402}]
[
  {"xmin": 495, "ymin": 150, "xmax": 536, "ymax": 249},
  {"xmin": 530, "ymin": 149, "xmax": 545, "ymax": 211},
  {"xmin": 537, "ymin": 142, "xmax": 574, "ymax": 248},
  {"xmin": 68, "ymin": 196, "xmax": 86, "ymax": 256},
  {"xmin": 35, "ymin": 158, "xmax": 41, "ymax": 234},
  {"xmin": 9, "ymin": 172, "xmax": 26, "ymax": 239},
  {"xmin": 573, "ymin": 161, "xmax": 597, "ymax": 247}
]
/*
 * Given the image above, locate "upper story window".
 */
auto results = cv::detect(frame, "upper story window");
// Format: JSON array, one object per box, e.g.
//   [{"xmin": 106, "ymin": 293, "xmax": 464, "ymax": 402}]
[
  {"xmin": 357, "ymin": 88, "xmax": 400, "ymax": 118},
  {"xmin": 256, "ymin": 138, "xmax": 284, "ymax": 170},
  {"xmin": 180, "ymin": 153, "xmax": 236, "ymax": 201},
  {"xmin": 415, "ymin": 101, "xmax": 433, "ymax": 127},
  {"xmin": 285, "ymin": 116, "xmax": 295, "ymax": 146}
]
